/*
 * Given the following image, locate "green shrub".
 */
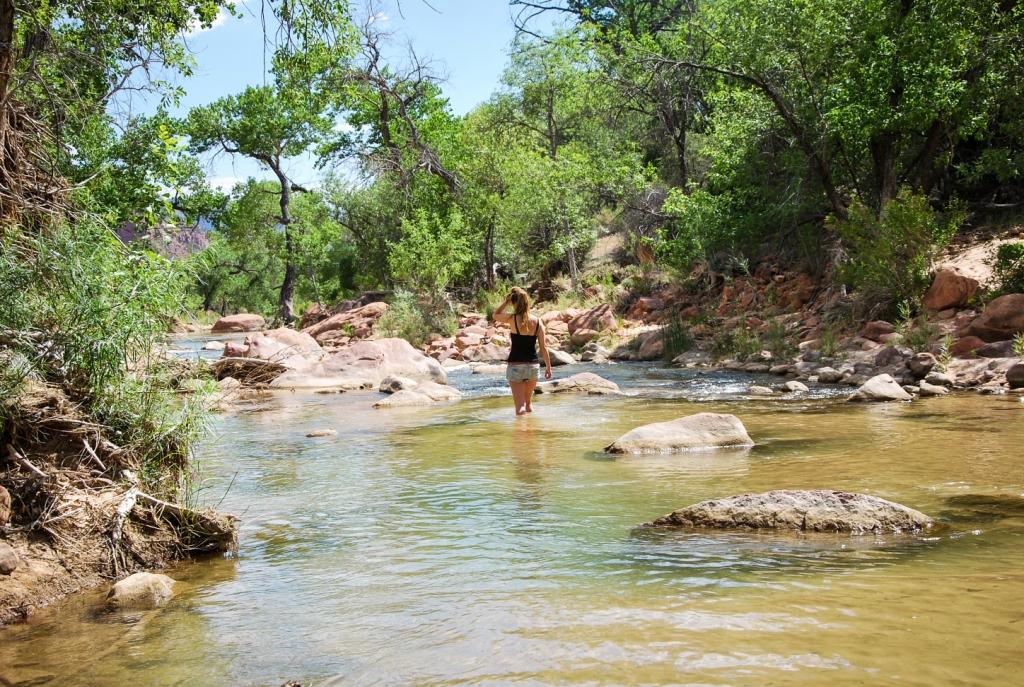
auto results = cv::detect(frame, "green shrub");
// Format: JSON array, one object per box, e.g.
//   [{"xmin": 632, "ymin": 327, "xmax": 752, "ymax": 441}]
[
  {"xmin": 710, "ymin": 330, "xmax": 736, "ymax": 359},
  {"xmin": 832, "ymin": 190, "xmax": 964, "ymax": 315},
  {"xmin": 375, "ymin": 290, "xmax": 435, "ymax": 347},
  {"xmin": 992, "ymin": 242, "xmax": 1024, "ymax": 295},
  {"xmin": 0, "ymin": 221, "xmax": 203, "ymax": 491},
  {"xmin": 896, "ymin": 301, "xmax": 938, "ymax": 353},
  {"xmin": 661, "ymin": 315, "xmax": 694, "ymax": 361},
  {"xmin": 764, "ymin": 320, "xmax": 794, "ymax": 360},
  {"xmin": 819, "ymin": 323, "xmax": 840, "ymax": 358},
  {"xmin": 1013, "ymin": 332, "xmax": 1024, "ymax": 358},
  {"xmin": 733, "ymin": 328, "xmax": 763, "ymax": 361}
]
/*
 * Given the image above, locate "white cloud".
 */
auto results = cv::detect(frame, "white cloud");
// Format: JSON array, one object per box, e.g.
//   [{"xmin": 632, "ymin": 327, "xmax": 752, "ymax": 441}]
[
  {"xmin": 209, "ymin": 176, "xmax": 241, "ymax": 193},
  {"xmin": 185, "ymin": 9, "xmax": 229, "ymax": 38}
]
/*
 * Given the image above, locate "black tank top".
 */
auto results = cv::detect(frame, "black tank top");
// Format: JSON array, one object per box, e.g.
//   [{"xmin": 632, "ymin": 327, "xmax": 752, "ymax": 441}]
[{"xmin": 507, "ymin": 315, "xmax": 539, "ymax": 363}]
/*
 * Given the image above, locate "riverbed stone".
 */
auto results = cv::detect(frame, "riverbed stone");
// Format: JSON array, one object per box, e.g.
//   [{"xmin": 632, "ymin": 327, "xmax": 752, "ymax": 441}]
[
  {"xmin": 580, "ymin": 342, "xmax": 610, "ymax": 363},
  {"xmin": 850, "ymin": 374, "xmax": 913, "ymax": 402},
  {"xmin": 919, "ymin": 381, "xmax": 950, "ymax": 397},
  {"xmin": 536, "ymin": 372, "xmax": 621, "ymax": 395},
  {"xmin": 816, "ymin": 366, "xmax": 843, "ymax": 383},
  {"xmin": 379, "ymin": 375, "xmax": 418, "ymax": 393},
  {"xmin": 107, "ymin": 572, "xmax": 175, "ymax": 610},
  {"xmin": 974, "ymin": 340, "xmax": 1016, "ymax": 358},
  {"xmin": 783, "ymin": 380, "xmax": 809, "ymax": 393},
  {"xmin": 211, "ymin": 313, "xmax": 265, "ymax": 333},
  {"xmin": 1007, "ymin": 363, "xmax": 1024, "ymax": 389},
  {"xmin": 373, "ymin": 382, "xmax": 462, "ymax": 408},
  {"xmin": 549, "ymin": 349, "xmax": 575, "ymax": 366},
  {"xmin": 605, "ymin": 413, "xmax": 753, "ymax": 454},
  {"xmin": 924, "ymin": 370, "xmax": 955, "ymax": 387},
  {"xmin": 646, "ymin": 490, "xmax": 933, "ymax": 534},
  {"xmin": 907, "ymin": 352, "xmax": 938, "ymax": 378},
  {"xmin": 0, "ymin": 541, "xmax": 18, "ymax": 575},
  {"xmin": 862, "ymin": 320, "xmax": 896, "ymax": 341},
  {"xmin": 747, "ymin": 385, "xmax": 775, "ymax": 396},
  {"xmin": 305, "ymin": 429, "xmax": 337, "ymax": 438},
  {"xmin": 202, "ymin": 340, "xmax": 226, "ymax": 351},
  {"xmin": 471, "ymin": 363, "xmax": 506, "ymax": 375}
]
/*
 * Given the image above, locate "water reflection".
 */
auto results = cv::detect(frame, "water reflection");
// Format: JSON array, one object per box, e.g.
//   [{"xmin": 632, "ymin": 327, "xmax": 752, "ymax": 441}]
[{"xmin": 2, "ymin": 367, "xmax": 1023, "ymax": 686}]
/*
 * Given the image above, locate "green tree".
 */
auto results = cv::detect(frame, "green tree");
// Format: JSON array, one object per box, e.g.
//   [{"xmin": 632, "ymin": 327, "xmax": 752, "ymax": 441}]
[{"xmin": 186, "ymin": 86, "xmax": 334, "ymax": 324}]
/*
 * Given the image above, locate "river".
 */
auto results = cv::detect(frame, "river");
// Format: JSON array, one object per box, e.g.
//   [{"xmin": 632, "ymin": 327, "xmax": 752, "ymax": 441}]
[{"xmin": 1, "ymin": 359, "xmax": 1022, "ymax": 686}]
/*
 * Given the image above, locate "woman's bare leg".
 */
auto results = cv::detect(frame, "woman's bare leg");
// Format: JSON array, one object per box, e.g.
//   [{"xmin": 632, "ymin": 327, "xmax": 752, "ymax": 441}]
[
  {"xmin": 510, "ymin": 381, "xmax": 528, "ymax": 415},
  {"xmin": 523, "ymin": 378, "xmax": 538, "ymax": 412}
]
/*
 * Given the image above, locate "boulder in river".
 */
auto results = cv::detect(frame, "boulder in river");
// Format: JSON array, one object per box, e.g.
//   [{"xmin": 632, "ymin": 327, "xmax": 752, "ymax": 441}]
[
  {"xmin": 379, "ymin": 375, "xmax": 418, "ymax": 393},
  {"xmin": 782, "ymin": 380, "xmax": 809, "ymax": 393},
  {"xmin": 211, "ymin": 313, "xmax": 265, "ymax": 333},
  {"xmin": 107, "ymin": 572, "xmax": 175, "ymax": 610},
  {"xmin": 535, "ymin": 372, "xmax": 621, "ymax": 395},
  {"xmin": 918, "ymin": 381, "xmax": 949, "ymax": 397},
  {"xmin": 849, "ymin": 374, "xmax": 913, "ymax": 402},
  {"xmin": 272, "ymin": 338, "xmax": 447, "ymax": 390},
  {"xmin": 373, "ymin": 382, "xmax": 462, "ymax": 408},
  {"xmin": 747, "ymin": 385, "xmax": 775, "ymax": 396},
  {"xmin": 646, "ymin": 490, "xmax": 934, "ymax": 534},
  {"xmin": 1007, "ymin": 363, "xmax": 1024, "ymax": 389},
  {"xmin": 306, "ymin": 429, "xmax": 337, "ymax": 438},
  {"xmin": 549, "ymin": 349, "xmax": 575, "ymax": 366},
  {"xmin": 606, "ymin": 413, "xmax": 753, "ymax": 454}
]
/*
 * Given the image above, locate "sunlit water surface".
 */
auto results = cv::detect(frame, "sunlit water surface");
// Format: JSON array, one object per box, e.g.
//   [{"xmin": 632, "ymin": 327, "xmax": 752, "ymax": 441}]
[{"xmin": 2, "ymin": 361, "xmax": 1023, "ymax": 686}]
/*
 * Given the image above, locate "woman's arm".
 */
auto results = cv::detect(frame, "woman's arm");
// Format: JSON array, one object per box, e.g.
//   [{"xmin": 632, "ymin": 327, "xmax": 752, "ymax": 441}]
[
  {"xmin": 537, "ymin": 320, "xmax": 553, "ymax": 379},
  {"xmin": 491, "ymin": 295, "xmax": 513, "ymax": 324}
]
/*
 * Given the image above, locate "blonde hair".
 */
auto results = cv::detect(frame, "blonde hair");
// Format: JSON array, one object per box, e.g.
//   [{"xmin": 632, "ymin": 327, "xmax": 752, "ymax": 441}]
[{"xmin": 509, "ymin": 287, "xmax": 531, "ymax": 317}]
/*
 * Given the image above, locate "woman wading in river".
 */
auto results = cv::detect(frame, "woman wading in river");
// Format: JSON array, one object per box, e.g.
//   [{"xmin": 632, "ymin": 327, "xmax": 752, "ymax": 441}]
[{"xmin": 492, "ymin": 287, "xmax": 553, "ymax": 415}]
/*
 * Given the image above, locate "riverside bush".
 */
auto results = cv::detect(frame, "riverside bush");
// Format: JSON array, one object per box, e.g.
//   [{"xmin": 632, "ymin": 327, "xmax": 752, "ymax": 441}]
[
  {"xmin": 833, "ymin": 190, "xmax": 964, "ymax": 316},
  {"xmin": 0, "ymin": 222, "xmax": 204, "ymax": 485},
  {"xmin": 992, "ymin": 242, "xmax": 1024, "ymax": 295}
]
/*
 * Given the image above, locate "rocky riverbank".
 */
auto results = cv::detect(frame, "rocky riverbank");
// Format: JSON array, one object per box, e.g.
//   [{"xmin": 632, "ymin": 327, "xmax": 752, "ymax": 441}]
[{"xmin": 200, "ymin": 257, "xmax": 1024, "ymax": 403}]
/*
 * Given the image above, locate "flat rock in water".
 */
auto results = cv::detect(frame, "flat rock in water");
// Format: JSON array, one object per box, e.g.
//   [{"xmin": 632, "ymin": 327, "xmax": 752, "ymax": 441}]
[
  {"xmin": 107, "ymin": 572, "xmax": 175, "ymax": 610},
  {"xmin": 549, "ymin": 349, "xmax": 575, "ymax": 366},
  {"xmin": 606, "ymin": 413, "xmax": 753, "ymax": 454},
  {"xmin": 849, "ymin": 374, "xmax": 913, "ymax": 402},
  {"xmin": 783, "ymin": 380, "xmax": 809, "ymax": 393},
  {"xmin": 306, "ymin": 429, "xmax": 337, "ymax": 438},
  {"xmin": 647, "ymin": 490, "xmax": 933, "ymax": 534},
  {"xmin": 919, "ymin": 381, "xmax": 949, "ymax": 397},
  {"xmin": 211, "ymin": 313, "xmax": 265, "ymax": 333},
  {"xmin": 747, "ymin": 385, "xmax": 775, "ymax": 396},
  {"xmin": 373, "ymin": 383, "xmax": 461, "ymax": 408},
  {"xmin": 535, "ymin": 372, "xmax": 621, "ymax": 395}
]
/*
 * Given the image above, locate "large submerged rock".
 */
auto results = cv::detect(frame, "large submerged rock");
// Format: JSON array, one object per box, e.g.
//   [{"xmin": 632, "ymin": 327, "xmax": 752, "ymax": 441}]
[
  {"xmin": 647, "ymin": 490, "xmax": 933, "ymax": 534},
  {"xmin": 272, "ymin": 338, "xmax": 447, "ymax": 390},
  {"xmin": 106, "ymin": 572, "xmax": 176, "ymax": 609},
  {"xmin": 535, "ymin": 372, "xmax": 621, "ymax": 395},
  {"xmin": 606, "ymin": 413, "xmax": 753, "ymax": 454},
  {"xmin": 373, "ymin": 382, "xmax": 462, "ymax": 408}
]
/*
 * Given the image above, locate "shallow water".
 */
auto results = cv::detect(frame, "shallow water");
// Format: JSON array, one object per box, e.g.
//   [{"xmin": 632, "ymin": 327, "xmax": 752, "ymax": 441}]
[{"xmin": 2, "ymin": 362, "xmax": 1023, "ymax": 686}]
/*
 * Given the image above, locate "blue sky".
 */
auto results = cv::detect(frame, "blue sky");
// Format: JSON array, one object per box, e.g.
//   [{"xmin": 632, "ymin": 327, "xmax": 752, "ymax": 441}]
[{"xmin": 151, "ymin": 0, "xmax": 539, "ymax": 193}]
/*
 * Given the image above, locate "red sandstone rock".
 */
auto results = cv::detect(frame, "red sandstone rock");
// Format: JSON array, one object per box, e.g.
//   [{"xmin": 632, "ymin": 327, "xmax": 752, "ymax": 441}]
[
  {"xmin": 211, "ymin": 313, "xmax": 265, "ymax": 333},
  {"xmin": 950, "ymin": 336, "xmax": 986, "ymax": 357},
  {"xmin": 965, "ymin": 294, "xmax": 1024, "ymax": 342},
  {"xmin": 862, "ymin": 320, "xmax": 896, "ymax": 341},
  {"xmin": 922, "ymin": 269, "xmax": 979, "ymax": 311}
]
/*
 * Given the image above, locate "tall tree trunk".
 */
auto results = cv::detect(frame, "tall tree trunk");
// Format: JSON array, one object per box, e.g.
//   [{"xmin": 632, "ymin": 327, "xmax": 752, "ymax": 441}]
[
  {"xmin": 275, "ymin": 168, "xmax": 297, "ymax": 325},
  {"xmin": 484, "ymin": 220, "xmax": 495, "ymax": 289}
]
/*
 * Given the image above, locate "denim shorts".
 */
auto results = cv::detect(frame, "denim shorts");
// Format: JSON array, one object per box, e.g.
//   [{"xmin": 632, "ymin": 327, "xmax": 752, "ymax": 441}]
[{"xmin": 506, "ymin": 363, "xmax": 539, "ymax": 383}]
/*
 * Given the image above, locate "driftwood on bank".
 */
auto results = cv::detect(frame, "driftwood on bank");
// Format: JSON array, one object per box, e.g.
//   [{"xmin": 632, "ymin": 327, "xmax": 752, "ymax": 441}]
[{"xmin": 211, "ymin": 356, "xmax": 287, "ymax": 385}]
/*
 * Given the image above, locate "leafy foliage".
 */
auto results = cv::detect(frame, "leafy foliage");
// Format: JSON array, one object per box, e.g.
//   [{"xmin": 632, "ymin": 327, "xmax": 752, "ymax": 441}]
[
  {"xmin": 992, "ymin": 242, "xmax": 1024, "ymax": 296},
  {"xmin": 832, "ymin": 191, "xmax": 964, "ymax": 315}
]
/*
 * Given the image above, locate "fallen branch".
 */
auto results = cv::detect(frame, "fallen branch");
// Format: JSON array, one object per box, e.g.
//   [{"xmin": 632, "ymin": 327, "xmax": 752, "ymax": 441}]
[{"xmin": 82, "ymin": 439, "xmax": 107, "ymax": 472}]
